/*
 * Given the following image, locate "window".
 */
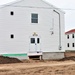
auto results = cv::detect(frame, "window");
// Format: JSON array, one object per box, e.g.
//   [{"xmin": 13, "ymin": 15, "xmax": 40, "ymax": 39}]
[
  {"xmin": 72, "ymin": 34, "xmax": 74, "ymax": 38},
  {"xmin": 67, "ymin": 43, "xmax": 69, "ymax": 47},
  {"xmin": 31, "ymin": 14, "xmax": 38, "ymax": 23},
  {"xmin": 67, "ymin": 35, "xmax": 69, "ymax": 39},
  {"xmin": 10, "ymin": 34, "xmax": 14, "ymax": 39},
  {"xmin": 10, "ymin": 11, "xmax": 14, "ymax": 15},
  {"xmin": 37, "ymin": 38, "xmax": 40, "ymax": 44},
  {"xmin": 31, "ymin": 38, "xmax": 35, "ymax": 44},
  {"xmin": 72, "ymin": 43, "xmax": 75, "ymax": 47}
]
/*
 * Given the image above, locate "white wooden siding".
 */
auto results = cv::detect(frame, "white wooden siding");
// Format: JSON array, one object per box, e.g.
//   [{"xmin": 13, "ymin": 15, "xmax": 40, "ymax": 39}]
[{"xmin": 0, "ymin": 0, "xmax": 65, "ymax": 54}]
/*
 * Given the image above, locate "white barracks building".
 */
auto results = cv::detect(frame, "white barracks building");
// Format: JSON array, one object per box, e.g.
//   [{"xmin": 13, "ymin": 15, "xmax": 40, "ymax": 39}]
[
  {"xmin": 65, "ymin": 29, "xmax": 75, "ymax": 51},
  {"xmin": 0, "ymin": 0, "xmax": 65, "ymax": 59}
]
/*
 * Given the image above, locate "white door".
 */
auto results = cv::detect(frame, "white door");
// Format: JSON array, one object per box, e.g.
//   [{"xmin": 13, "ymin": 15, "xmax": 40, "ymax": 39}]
[{"xmin": 29, "ymin": 36, "xmax": 41, "ymax": 52}]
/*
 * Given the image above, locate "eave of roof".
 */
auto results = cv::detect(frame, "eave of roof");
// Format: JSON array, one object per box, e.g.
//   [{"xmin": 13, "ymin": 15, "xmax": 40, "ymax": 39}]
[
  {"xmin": 0, "ymin": 0, "xmax": 65, "ymax": 13},
  {"xmin": 0, "ymin": 0, "xmax": 23, "ymax": 8},
  {"xmin": 65, "ymin": 29, "xmax": 75, "ymax": 34}
]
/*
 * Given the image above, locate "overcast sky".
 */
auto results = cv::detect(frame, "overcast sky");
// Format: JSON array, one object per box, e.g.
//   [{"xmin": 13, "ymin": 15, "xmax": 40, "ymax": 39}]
[{"xmin": 0, "ymin": 0, "xmax": 75, "ymax": 31}]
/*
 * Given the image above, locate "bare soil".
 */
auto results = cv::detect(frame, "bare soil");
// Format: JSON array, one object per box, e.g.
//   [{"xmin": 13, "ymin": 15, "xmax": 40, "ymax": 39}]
[
  {"xmin": 65, "ymin": 51, "xmax": 75, "ymax": 57},
  {"xmin": 0, "ymin": 56, "xmax": 22, "ymax": 64},
  {"xmin": 0, "ymin": 52, "xmax": 75, "ymax": 75},
  {"xmin": 0, "ymin": 60, "xmax": 75, "ymax": 75}
]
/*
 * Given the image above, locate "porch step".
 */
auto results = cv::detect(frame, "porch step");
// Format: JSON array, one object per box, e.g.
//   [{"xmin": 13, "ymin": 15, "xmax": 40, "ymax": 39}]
[
  {"xmin": 27, "ymin": 51, "xmax": 42, "ymax": 60},
  {"xmin": 28, "ymin": 51, "xmax": 42, "ymax": 56}
]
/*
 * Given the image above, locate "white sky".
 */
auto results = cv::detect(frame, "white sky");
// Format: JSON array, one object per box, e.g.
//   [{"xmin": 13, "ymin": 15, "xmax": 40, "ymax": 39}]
[{"xmin": 0, "ymin": 0, "xmax": 75, "ymax": 31}]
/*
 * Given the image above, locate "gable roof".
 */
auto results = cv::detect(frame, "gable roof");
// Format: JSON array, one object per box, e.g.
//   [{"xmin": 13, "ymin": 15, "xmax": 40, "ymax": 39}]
[
  {"xmin": 0, "ymin": 0, "xmax": 65, "ymax": 13},
  {"xmin": 0, "ymin": 0, "xmax": 23, "ymax": 8},
  {"xmin": 65, "ymin": 29, "xmax": 75, "ymax": 34}
]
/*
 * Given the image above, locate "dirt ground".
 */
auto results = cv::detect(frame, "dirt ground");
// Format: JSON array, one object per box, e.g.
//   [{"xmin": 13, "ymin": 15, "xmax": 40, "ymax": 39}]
[
  {"xmin": 0, "ymin": 60, "xmax": 75, "ymax": 75},
  {"xmin": 0, "ymin": 52, "xmax": 75, "ymax": 75}
]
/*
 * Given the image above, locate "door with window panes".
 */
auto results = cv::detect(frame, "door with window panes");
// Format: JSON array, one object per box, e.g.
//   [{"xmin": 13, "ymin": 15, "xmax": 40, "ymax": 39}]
[{"xmin": 29, "ymin": 36, "xmax": 41, "ymax": 52}]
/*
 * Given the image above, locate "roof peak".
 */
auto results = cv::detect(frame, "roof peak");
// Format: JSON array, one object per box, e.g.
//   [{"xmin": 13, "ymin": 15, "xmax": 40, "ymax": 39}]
[{"xmin": 0, "ymin": 0, "xmax": 64, "ymax": 13}]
